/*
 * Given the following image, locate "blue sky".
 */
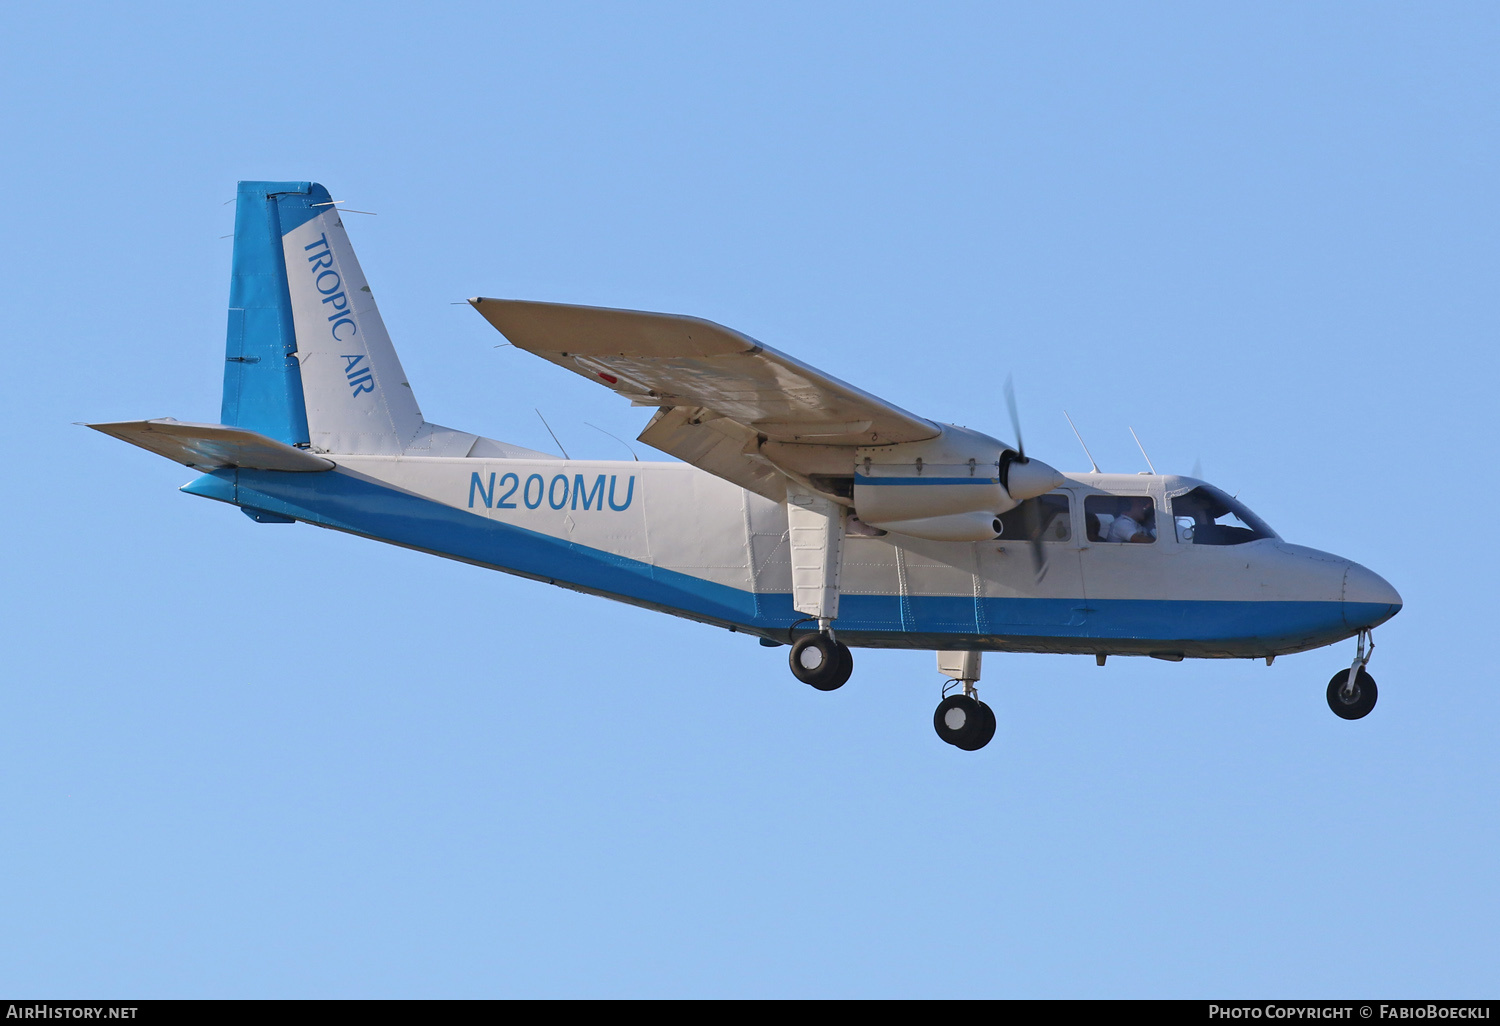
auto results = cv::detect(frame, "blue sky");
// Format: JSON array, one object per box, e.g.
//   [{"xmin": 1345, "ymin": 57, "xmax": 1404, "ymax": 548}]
[{"xmin": 1, "ymin": 1, "xmax": 1495, "ymax": 997}]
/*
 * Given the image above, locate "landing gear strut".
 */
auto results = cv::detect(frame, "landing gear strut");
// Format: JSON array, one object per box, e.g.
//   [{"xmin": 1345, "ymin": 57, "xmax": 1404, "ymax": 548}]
[
  {"xmin": 789, "ymin": 632, "xmax": 853, "ymax": 691},
  {"xmin": 1327, "ymin": 629, "xmax": 1378, "ymax": 720},
  {"xmin": 933, "ymin": 650, "xmax": 996, "ymax": 750},
  {"xmin": 784, "ymin": 489, "xmax": 851, "ymax": 691}
]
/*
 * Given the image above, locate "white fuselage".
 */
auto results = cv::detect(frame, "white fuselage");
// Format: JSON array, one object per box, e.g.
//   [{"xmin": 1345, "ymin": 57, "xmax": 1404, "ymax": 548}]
[{"xmin": 191, "ymin": 454, "xmax": 1401, "ymax": 660}]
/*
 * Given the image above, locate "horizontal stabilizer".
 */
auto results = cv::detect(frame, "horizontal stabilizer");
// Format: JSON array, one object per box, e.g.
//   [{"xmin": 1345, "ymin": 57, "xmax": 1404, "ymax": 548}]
[{"xmin": 86, "ymin": 419, "xmax": 335, "ymax": 472}]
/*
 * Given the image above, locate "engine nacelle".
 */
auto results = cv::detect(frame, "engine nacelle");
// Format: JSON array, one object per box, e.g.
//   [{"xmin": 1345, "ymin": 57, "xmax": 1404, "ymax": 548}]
[
  {"xmin": 865, "ymin": 511, "xmax": 1002, "ymax": 542},
  {"xmin": 852, "ymin": 424, "xmax": 1061, "ymax": 525}
]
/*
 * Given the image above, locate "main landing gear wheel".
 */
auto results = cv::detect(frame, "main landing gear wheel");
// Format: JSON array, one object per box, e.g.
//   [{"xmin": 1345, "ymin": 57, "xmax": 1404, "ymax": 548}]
[
  {"xmin": 1327, "ymin": 668, "xmax": 1378, "ymax": 720},
  {"xmin": 933, "ymin": 695, "xmax": 997, "ymax": 751},
  {"xmin": 789, "ymin": 634, "xmax": 853, "ymax": 691}
]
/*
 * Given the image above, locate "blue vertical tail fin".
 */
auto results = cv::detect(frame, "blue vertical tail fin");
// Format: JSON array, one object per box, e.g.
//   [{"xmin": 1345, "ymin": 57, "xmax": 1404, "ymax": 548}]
[{"xmin": 221, "ymin": 181, "xmax": 316, "ymax": 446}]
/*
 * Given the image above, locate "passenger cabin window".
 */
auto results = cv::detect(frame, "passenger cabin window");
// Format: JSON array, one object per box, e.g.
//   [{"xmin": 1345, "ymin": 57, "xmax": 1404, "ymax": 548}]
[
  {"xmin": 994, "ymin": 494, "xmax": 1071, "ymax": 542},
  {"xmin": 1084, "ymin": 495, "xmax": 1156, "ymax": 543},
  {"xmin": 1170, "ymin": 486, "xmax": 1275, "ymax": 545}
]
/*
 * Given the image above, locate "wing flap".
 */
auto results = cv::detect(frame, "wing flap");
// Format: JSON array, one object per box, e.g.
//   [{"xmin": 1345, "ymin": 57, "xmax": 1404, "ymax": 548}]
[
  {"xmin": 636, "ymin": 407, "xmax": 787, "ymax": 503},
  {"xmin": 87, "ymin": 419, "xmax": 335, "ymax": 472}
]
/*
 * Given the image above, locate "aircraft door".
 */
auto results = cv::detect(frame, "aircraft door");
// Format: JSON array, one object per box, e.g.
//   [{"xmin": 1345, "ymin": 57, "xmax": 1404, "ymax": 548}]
[{"xmin": 1076, "ymin": 487, "xmax": 1178, "ymax": 608}]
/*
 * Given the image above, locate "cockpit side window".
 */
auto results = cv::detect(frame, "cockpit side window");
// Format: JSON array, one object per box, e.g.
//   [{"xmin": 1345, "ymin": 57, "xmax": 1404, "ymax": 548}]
[
  {"xmin": 994, "ymin": 493, "xmax": 1071, "ymax": 542},
  {"xmin": 1084, "ymin": 495, "xmax": 1156, "ymax": 544},
  {"xmin": 1170, "ymin": 486, "xmax": 1275, "ymax": 545}
]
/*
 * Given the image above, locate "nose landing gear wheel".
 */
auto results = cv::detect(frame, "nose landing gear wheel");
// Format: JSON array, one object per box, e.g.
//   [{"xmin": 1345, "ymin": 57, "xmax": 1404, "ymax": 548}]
[
  {"xmin": 934, "ymin": 695, "xmax": 997, "ymax": 750},
  {"xmin": 789, "ymin": 634, "xmax": 853, "ymax": 691},
  {"xmin": 1326, "ymin": 668, "xmax": 1378, "ymax": 720}
]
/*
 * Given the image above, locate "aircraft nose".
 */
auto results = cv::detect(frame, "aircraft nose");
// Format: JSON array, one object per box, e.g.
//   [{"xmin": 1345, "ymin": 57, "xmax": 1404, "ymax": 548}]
[{"xmin": 1342, "ymin": 562, "xmax": 1402, "ymax": 628}]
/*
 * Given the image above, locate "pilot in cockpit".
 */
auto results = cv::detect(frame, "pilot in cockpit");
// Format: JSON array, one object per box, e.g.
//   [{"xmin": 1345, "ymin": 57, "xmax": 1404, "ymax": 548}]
[{"xmin": 1104, "ymin": 496, "xmax": 1156, "ymax": 544}]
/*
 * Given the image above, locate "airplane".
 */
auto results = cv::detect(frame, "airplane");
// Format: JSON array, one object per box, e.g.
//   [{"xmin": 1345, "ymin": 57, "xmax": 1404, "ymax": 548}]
[{"xmin": 89, "ymin": 181, "xmax": 1402, "ymax": 751}]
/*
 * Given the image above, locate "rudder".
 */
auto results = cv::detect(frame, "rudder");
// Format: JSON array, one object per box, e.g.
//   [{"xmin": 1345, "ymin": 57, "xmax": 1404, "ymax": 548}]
[{"xmin": 221, "ymin": 181, "xmax": 313, "ymax": 446}]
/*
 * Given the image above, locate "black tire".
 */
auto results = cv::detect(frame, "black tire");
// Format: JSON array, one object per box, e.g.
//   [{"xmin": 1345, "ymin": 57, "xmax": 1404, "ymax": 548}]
[
  {"xmin": 934, "ymin": 695, "xmax": 985, "ymax": 747},
  {"xmin": 789, "ymin": 635, "xmax": 852, "ymax": 691},
  {"xmin": 834, "ymin": 640, "xmax": 853, "ymax": 683},
  {"xmin": 952, "ymin": 701, "xmax": 997, "ymax": 751},
  {"xmin": 1326, "ymin": 668, "xmax": 1378, "ymax": 720}
]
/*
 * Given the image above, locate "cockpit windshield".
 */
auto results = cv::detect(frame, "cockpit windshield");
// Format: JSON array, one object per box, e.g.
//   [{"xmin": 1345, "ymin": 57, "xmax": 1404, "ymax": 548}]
[{"xmin": 1170, "ymin": 486, "xmax": 1275, "ymax": 545}]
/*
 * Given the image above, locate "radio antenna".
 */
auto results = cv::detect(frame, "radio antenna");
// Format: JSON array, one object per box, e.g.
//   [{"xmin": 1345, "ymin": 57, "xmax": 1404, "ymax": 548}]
[
  {"xmin": 1063, "ymin": 411, "xmax": 1100, "ymax": 473},
  {"xmin": 535, "ymin": 409, "xmax": 570, "ymax": 460},
  {"xmin": 585, "ymin": 422, "xmax": 639, "ymax": 461},
  {"xmin": 1128, "ymin": 426, "xmax": 1157, "ymax": 475}
]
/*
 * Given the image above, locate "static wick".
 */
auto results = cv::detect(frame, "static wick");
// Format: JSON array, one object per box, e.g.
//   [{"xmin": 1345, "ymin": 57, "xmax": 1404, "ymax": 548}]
[{"xmin": 312, "ymin": 200, "xmax": 377, "ymax": 215}]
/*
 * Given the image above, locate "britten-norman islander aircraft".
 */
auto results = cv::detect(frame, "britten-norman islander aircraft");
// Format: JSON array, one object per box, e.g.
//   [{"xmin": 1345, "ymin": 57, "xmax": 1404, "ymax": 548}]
[{"xmin": 91, "ymin": 182, "xmax": 1402, "ymax": 750}]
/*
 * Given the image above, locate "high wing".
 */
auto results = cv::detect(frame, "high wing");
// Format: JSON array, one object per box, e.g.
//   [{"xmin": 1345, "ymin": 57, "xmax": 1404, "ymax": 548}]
[{"xmin": 469, "ymin": 298, "xmax": 939, "ymax": 500}]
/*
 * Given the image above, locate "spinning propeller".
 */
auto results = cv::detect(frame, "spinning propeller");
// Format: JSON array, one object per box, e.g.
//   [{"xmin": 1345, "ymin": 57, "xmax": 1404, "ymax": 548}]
[{"xmin": 1003, "ymin": 376, "xmax": 1049, "ymax": 582}]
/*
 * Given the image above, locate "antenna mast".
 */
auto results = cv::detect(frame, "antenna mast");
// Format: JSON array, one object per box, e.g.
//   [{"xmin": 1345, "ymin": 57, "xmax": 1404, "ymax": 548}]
[
  {"xmin": 1128, "ymin": 426, "xmax": 1157, "ymax": 475},
  {"xmin": 1063, "ymin": 411, "xmax": 1101, "ymax": 473},
  {"xmin": 535, "ymin": 409, "xmax": 570, "ymax": 460}
]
